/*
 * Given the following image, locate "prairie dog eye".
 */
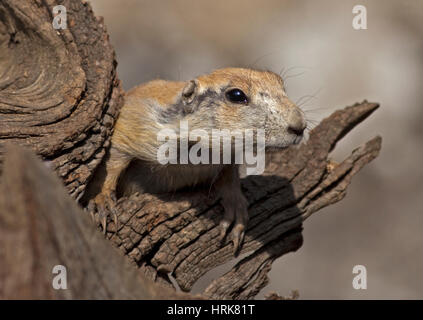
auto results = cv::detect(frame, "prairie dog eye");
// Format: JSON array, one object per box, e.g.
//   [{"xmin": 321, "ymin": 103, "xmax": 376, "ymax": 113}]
[{"xmin": 225, "ymin": 88, "xmax": 248, "ymax": 104}]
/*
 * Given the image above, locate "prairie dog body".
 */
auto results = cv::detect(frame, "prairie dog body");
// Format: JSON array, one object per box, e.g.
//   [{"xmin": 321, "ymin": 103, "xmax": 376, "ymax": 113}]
[{"xmin": 89, "ymin": 68, "xmax": 306, "ymax": 253}]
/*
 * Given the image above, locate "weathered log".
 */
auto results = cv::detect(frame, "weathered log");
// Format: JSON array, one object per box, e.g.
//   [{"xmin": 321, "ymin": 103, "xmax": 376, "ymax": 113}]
[
  {"xmin": 0, "ymin": 144, "xmax": 187, "ymax": 299},
  {"xmin": 0, "ymin": 0, "xmax": 382, "ymax": 299},
  {"xmin": 0, "ymin": 0, "xmax": 123, "ymax": 200}
]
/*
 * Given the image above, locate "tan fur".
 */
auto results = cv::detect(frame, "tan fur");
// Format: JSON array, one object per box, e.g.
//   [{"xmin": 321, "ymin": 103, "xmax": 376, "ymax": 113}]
[
  {"xmin": 88, "ymin": 67, "xmax": 306, "ymax": 252},
  {"xmin": 127, "ymin": 80, "xmax": 186, "ymax": 107}
]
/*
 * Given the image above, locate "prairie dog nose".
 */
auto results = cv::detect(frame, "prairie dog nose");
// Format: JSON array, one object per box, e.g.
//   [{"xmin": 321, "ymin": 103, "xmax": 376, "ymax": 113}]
[{"xmin": 287, "ymin": 107, "xmax": 306, "ymax": 136}]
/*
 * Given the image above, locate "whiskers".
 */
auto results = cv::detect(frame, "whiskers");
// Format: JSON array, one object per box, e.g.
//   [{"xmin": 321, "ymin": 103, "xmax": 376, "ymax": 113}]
[
  {"xmin": 301, "ymin": 108, "xmax": 329, "ymax": 140},
  {"xmin": 279, "ymin": 66, "xmax": 312, "ymax": 90},
  {"xmin": 305, "ymin": 118, "xmax": 319, "ymax": 131},
  {"xmin": 248, "ymin": 51, "xmax": 282, "ymax": 69},
  {"xmin": 295, "ymin": 88, "xmax": 322, "ymax": 107}
]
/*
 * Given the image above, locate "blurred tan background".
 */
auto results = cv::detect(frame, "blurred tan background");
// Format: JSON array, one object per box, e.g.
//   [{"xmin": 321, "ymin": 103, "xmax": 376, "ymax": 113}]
[{"xmin": 89, "ymin": 0, "xmax": 423, "ymax": 299}]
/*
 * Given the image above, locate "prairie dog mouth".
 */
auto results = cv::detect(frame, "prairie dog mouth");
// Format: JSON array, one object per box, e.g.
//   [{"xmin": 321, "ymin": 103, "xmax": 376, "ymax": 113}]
[
  {"xmin": 265, "ymin": 132, "xmax": 303, "ymax": 149},
  {"xmin": 293, "ymin": 134, "xmax": 304, "ymax": 145}
]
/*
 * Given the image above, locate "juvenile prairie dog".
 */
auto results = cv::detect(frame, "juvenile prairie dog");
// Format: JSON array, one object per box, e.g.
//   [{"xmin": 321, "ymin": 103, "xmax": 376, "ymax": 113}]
[{"xmin": 89, "ymin": 67, "xmax": 306, "ymax": 254}]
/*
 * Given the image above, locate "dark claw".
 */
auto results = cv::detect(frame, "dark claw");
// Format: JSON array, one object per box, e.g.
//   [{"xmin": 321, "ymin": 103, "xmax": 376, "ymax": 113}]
[
  {"xmin": 231, "ymin": 224, "xmax": 246, "ymax": 255},
  {"xmin": 110, "ymin": 191, "xmax": 117, "ymax": 203},
  {"xmin": 219, "ymin": 220, "xmax": 231, "ymax": 243},
  {"xmin": 101, "ymin": 217, "xmax": 107, "ymax": 235},
  {"xmin": 87, "ymin": 200, "xmax": 96, "ymax": 222},
  {"xmin": 98, "ymin": 206, "xmax": 108, "ymax": 235},
  {"xmin": 219, "ymin": 193, "xmax": 249, "ymax": 255},
  {"xmin": 88, "ymin": 192, "xmax": 119, "ymax": 235}
]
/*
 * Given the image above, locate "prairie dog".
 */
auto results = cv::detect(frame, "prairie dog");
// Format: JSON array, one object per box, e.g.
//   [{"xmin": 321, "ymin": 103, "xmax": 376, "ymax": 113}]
[{"xmin": 88, "ymin": 67, "xmax": 306, "ymax": 254}]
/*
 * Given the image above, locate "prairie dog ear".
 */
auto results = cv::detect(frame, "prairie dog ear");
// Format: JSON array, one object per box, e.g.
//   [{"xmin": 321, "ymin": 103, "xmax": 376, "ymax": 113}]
[{"xmin": 182, "ymin": 79, "xmax": 198, "ymax": 105}]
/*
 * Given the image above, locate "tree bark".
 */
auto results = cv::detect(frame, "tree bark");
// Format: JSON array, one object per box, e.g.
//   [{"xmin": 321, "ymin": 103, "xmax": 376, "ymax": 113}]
[
  {"xmin": 0, "ymin": 0, "xmax": 382, "ymax": 299},
  {"xmin": 0, "ymin": 0, "xmax": 122, "ymax": 200},
  {"xmin": 0, "ymin": 144, "xmax": 189, "ymax": 299}
]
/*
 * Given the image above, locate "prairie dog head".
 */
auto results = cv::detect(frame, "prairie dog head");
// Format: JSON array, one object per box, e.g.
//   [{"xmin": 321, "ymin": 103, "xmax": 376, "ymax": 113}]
[{"xmin": 179, "ymin": 67, "xmax": 306, "ymax": 149}]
